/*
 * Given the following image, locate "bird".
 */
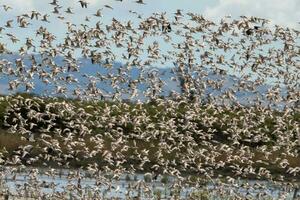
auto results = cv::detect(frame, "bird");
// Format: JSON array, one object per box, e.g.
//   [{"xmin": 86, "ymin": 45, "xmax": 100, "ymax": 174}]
[
  {"xmin": 2, "ymin": 4, "xmax": 12, "ymax": 11},
  {"xmin": 136, "ymin": 0, "xmax": 146, "ymax": 4},
  {"xmin": 49, "ymin": 0, "xmax": 58, "ymax": 6},
  {"xmin": 0, "ymin": 1, "xmax": 299, "ymax": 199},
  {"xmin": 41, "ymin": 14, "xmax": 50, "ymax": 22},
  {"xmin": 104, "ymin": 5, "xmax": 113, "ymax": 10},
  {"xmin": 94, "ymin": 9, "xmax": 103, "ymax": 17},
  {"xmin": 5, "ymin": 19, "xmax": 13, "ymax": 28},
  {"xmin": 79, "ymin": 0, "xmax": 88, "ymax": 8},
  {"xmin": 65, "ymin": 7, "xmax": 74, "ymax": 14}
]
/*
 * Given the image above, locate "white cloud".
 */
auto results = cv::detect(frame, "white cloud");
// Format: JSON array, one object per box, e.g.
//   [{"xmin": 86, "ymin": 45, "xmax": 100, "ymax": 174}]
[
  {"xmin": 0, "ymin": 0, "xmax": 111, "ymax": 12},
  {"xmin": 1, "ymin": 0, "xmax": 299, "ymax": 31},
  {"xmin": 203, "ymin": 0, "xmax": 300, "ymax": 28},
  {"xmin": 1, "ymin": 0, "xmax": 35, "ymax": 11}
]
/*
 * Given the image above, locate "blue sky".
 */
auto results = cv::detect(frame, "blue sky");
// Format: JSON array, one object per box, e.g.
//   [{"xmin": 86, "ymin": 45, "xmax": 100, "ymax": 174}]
[
  {"xmin": 0, "ymin": 0, "xmax": 299, "ymax": 54},
  {"xmin": 1, "ymin": 0, "xmax": 299, "ymax": 25},
  {"xmin": 0, "ymin": 0, "xmax": 299, "ymax": 101}
]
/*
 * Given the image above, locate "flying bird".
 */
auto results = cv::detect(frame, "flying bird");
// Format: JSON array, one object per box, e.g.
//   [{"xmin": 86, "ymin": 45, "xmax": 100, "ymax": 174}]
[
  {"xmin": 136, "ymin": 0, "xmax": 146, "ymax": 4},
  {"xmin": 2, "ymin": 4, "xmax": 12, "ymax": 11},
  {"xmin": 79, "ymin": 0, "xmax": 88, "ymax": 8}
]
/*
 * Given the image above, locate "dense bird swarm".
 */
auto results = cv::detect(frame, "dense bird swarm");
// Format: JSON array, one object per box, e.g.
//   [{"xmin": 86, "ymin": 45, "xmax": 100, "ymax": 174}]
[{"xmin": 0, "ymin": 0, "xmax": 299, "ymax": 199}]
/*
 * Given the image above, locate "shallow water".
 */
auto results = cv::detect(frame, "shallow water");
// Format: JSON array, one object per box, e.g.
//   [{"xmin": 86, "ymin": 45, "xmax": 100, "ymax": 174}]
[{"xmin": 1, "ymin": 168, "xmax": 298, "ymax": 199}]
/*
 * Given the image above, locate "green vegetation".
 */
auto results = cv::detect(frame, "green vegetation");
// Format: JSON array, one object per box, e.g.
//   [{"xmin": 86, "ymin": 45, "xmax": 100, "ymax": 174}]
[
  {"xmin": 161, "ymin": 175, "xmax": 169, "ymax": 184},
  {"xmin": 144, "ymin": 173, "xmax": 152, "ymax": 182},
  {"xmin": 0, "ymin": 93, "xmax": 299, "ymax": 180}
]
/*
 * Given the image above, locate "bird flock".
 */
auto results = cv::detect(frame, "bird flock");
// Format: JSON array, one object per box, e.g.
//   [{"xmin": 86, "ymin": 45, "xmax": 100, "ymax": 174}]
[{"xmin": 0, "ymin": 0, "xmax": 299, "ymax": 199}]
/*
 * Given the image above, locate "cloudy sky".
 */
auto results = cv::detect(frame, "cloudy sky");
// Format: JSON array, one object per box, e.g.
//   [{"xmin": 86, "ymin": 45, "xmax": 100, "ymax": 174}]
[
  {"xmin": 0, "ymin": 0, "xmax": 298, "ymax": 96},
  {"xmin": 2, "ymin": 0, "xmax": 299, "ymax": 26},
  {"xmin": 0, "ymin": 0, "xmax": 299, "ymax": 52},
  {"xmin": 1, "ymin": 0, "xmax": 299, "ymax": 25}
]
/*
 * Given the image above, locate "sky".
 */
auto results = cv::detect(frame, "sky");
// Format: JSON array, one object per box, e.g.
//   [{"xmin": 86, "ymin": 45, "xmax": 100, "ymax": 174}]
[
  {"xmin": 0, "ymin": 0, "xmax": 299, "ymax": 54},
  {"xmin": 0, "ymin": 0, "xmax": 299, "ymax": 100},
  {"xmin": 1, "ymin": 0, "xmax": 299, "ymax": 26}
]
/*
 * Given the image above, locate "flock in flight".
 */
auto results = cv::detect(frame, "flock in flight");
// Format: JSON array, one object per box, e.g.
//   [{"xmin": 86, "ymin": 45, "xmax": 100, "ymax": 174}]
[{"xmin": 0, "ymin": 0, "xmax": 299, "ymax": 199}]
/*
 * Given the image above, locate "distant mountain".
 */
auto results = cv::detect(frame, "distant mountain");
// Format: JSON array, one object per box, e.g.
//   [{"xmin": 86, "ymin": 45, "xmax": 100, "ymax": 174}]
[{"xmin": 0, "ymin": 53, "xmax": 278, "ymax": 106}]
